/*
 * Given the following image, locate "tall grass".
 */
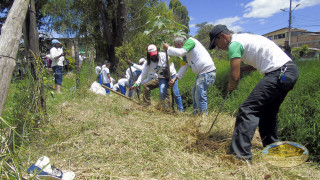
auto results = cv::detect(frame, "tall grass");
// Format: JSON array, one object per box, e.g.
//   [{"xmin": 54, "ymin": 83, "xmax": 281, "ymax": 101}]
[{"xmin": 1, "ymin": 59, "xmax": 95, "ymax": 178}]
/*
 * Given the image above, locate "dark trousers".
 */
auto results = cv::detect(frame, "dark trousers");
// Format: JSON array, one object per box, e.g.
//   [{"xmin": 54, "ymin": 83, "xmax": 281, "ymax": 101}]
[
  {"xmin": 143, "ymin": 79, "xmax": 159, "ymax": 104},
  {"xmin": 230, "ymin": 61, "xmax": 299, "ymax": 160}
]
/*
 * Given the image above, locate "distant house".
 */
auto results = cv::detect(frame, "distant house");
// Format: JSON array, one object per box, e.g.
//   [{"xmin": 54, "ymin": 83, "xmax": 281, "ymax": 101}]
[
  {"xmin": 299, "ymin": 48, "xmax": 320, "ymax": 61},
  {"xmin": 262, "ymin": 28, "xmax": 320, "ymax": 49}
]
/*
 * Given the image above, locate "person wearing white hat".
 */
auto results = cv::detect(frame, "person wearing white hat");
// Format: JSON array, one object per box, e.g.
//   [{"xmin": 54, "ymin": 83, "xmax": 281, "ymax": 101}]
[
  {"xmin": 129, "ymin": 44, "xmax": 183, "ymax": 112},
  {"xmin": 127, "ymin": 58, "xmax": 164, "ymax": 106},
  {"xmin": 50, "ymin": 39, "xmax": 66, "ymax": 93}
]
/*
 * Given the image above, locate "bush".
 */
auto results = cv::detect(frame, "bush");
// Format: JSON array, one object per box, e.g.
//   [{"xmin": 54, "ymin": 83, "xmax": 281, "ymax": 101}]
[{"xmin": 292, "ymin": 45, "xmax": 309, "ymax": 61}]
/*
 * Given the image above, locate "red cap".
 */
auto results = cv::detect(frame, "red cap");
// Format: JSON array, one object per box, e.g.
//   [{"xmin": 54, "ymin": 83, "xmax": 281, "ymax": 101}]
[{"xmin": 147, "ymin": 44, "xmax": 158, "ymax": 56}]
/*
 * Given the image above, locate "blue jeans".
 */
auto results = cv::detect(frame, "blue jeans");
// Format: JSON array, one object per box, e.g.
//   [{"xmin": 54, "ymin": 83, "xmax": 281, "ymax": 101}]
[
  {"xmin": 128, "ymin": 70, "xmax": 141, "ymax": 97},
  {"xmin": 98, "ymin": 74, "xmax": 102, "ymax": 85},
  {"xmin": 52, "ymin": 66, "xmax": 63, "ymax": 85},
  {"xmin": 192, "ymin": 70, "xmax": 216, "ymax": 115},
  {"xmin": 119, "ymin": 85, "xmax": 126, "ymax": 95},
  {"xmin": 103, "ymin": 83, "xmax": 111, "ymax": 95},
  {"xmin": 158, "ymin": 75, "xmax": 183, "ymax": 112}
]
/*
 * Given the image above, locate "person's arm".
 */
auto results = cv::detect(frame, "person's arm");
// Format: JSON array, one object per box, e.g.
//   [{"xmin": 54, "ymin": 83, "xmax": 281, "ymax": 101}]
[
  {"xmin": 132, "ymin": 63, "xmax": 143, "ymax": 71},
  {"xmin": 129, "ymin": 64, "xmax": 148, "ymax": 90},
  {"xmin": 228, "ymin": 58, "xmax": 241, "ymax": 92},
  {"xmin": 240, "ymin": 65, "xmax": 256, "ymax": 73},
  {"xmin": 166, "ymin": 46, "xmax": 188, "ymax": 57}
]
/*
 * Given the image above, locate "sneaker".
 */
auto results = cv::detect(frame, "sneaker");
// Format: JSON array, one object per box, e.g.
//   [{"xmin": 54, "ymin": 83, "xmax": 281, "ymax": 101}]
[{"xmin": 27, "ymin": 156, "xmax": 63, "ymax": 179}]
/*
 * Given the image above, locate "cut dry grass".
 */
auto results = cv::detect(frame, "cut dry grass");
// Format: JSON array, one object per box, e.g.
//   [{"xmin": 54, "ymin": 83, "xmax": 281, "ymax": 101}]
[{"xmin": 21, "ymin": 91, "xmax": 320, "ymax": 179}]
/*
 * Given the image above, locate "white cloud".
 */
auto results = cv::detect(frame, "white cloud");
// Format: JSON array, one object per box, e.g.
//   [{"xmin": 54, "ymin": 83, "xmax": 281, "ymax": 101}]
[
  {"xmin": 208, "ymin": 16, "xmax": 243, "ymax": 33},
  {"xmin": 258, "ymin": 19, "xmax": 266, "ymax": 25},
  {"xmin": 189, "ymin": 24, "xmax": 196, "ymax": 28},
  {"xmin": 189, "ymin": 16, "xmax": 195, "ymax": 21},
  {"xmin": 243, "ymin": 0, "xmax": 320, "ymax": 18}
]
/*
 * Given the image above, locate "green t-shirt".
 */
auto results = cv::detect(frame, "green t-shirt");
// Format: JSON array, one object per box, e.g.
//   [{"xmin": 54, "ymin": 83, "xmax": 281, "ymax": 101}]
[
  {"xmin": 182, "ymin": 38, "xmax": 196, "ymax": 52},
  {"xmin": 228, "ymin": 41, "xmax": 244, "ymax": 60}
]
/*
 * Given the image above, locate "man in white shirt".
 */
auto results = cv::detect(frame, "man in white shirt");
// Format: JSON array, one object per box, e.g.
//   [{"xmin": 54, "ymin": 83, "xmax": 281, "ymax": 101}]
[
  {"xmin": 79, "ymin": 52, "xmax": 85, "ymax": 69},
  {"xmin": 50, "ymin": 39, "xmax": 66, "ymax": 93},
  {"xmin": 129, "ymin": 44, "xmax": 183, "ymax": 112},
  {"xmin": 95, "ymin": 63, "xmax": 102, "ymax": 84},
  {"xmin": 126, "ymin": 62, "xmax": 142, "ymax": 98},
  {"xmin": 101, "ymin": 61, "xmax": 112, "ymax": 95},
  {"xmin": 208, "ymin": 24, "xmax": 299, "ymax": 163},
  {"xmin": 163, "ymin": 36, "xmax": 216, "ymax": 115},
  {"xmin": 127, "ymin": 58, "xmax": 166, "ymax": 105},
  {"xmin": 117, "ymin": 74, "xmax": 129, "ymax": 95}
]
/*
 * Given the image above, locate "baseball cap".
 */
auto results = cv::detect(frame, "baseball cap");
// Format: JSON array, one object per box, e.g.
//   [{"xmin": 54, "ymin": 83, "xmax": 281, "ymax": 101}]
[
  {"xmin": 208, "ymin": 24, "xmax": 228, "ymax": 50},
  {"xmin": 51, "ymin": 39, "xmax": 61, "ymax": 44},
  {"xmin": 147, "ymin": 44, "xmax": 158, "ymax": 56},
  {"xmin": 138, "ymin": 58, "xmax": 146, "ymax": 64}
]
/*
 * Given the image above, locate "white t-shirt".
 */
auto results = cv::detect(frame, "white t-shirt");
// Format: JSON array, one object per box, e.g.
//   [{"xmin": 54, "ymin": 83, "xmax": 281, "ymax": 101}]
[
  {"xmin": 95, "ymin": 66, "xmax": 101, "ymax": 75},
  {"xmin": 133, "ymin": 63, "xmax": 158, "ymax": 84},
  {"xmin": 168, "ymin": 37, "xmax": 216, "ymax": 79},
  {"xmin": 228, "ymin": 33, "xmax": 291, "ymax": 74},
  {"xmin": 136, "ymin": 52, "xmax": 176, "ymax": 85},
  {"xmin": 125, "ymin": 66, "xmax": 139, "ymax": 80},
  {"xmin": 50, "ymin": 47, "xmax": 64, "ymax": 67},
  {"xmin": 79, "ymin": 55, "xmax": 85, "ymax": 64},
  {"xmin": 118, "ymin": 78, "xmax": 129, "ymax": 87},
  {"xmin": 113, "ymin": 83, "xmax": 120, "ymax": 91},
  {"xmin": 101, "ymin": 66, "xmax": 111, "ymax": 83}
]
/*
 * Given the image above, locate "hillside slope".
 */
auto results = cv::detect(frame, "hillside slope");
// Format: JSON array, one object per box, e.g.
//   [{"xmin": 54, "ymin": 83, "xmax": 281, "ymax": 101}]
[{"xmin": 22, "ymin": 91, "xmax": 320, "ymax": 179}]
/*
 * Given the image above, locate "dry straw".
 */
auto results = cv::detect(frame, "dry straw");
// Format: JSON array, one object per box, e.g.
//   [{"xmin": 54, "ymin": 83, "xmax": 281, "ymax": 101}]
[{"xmin": 21, "ymin": 92, "xmax": 320, "ymax": 179}]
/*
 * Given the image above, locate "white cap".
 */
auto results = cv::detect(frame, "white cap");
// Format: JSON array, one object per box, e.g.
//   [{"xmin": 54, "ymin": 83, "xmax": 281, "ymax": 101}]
[
  {"xmin": 147, "ymin": 44, "xmax": 158, "ymax": 56},
  {"xmin": 139, "ymin": 58, "xmax": 146, "ymax": 64}
]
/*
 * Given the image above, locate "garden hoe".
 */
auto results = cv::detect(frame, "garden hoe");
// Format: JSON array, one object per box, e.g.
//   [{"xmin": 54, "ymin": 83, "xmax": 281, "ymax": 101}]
[
  {"xmin": 207, "ymin": 92, "xmax": 230, "ymax": 135},
  {"xmin": 101, "ymin": 84, "xmax": 140, "ymax": 105}
]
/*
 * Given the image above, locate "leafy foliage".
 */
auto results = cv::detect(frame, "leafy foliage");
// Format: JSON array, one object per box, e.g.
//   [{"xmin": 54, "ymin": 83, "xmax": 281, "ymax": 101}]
[
  {"xmin": 292, "ymin": 45, "xmax": 309, "ymax": 60},
  {"xmin": 169, "ymin": 0, "xmax": 190, "ymax": 33}
]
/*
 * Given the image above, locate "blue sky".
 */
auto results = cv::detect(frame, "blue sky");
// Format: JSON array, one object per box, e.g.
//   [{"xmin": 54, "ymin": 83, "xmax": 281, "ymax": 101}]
[{"xmin": 164, "ymin": 0, "xmax": 320, "ymax": 36}]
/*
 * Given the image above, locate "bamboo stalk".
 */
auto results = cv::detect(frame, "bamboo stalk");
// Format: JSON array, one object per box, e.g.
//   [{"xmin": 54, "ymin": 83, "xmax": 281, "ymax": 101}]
[{"xmin": 101, "ymin": 84, "xmax": 140, "ymax": 105}]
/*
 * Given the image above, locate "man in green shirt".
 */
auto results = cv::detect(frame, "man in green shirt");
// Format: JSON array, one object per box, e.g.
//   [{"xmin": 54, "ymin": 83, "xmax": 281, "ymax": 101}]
[{"xmin": 208, "ymin": 25, "xmax": 299, "ymax": 163}]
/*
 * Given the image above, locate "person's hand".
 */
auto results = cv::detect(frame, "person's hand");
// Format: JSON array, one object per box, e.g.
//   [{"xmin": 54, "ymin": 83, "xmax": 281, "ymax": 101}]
[
  {"xmin": 168, "ymin": 77, "xmax": 177, "ymax": 87},
  {"xmin": 127, "ymin": 60, "xmax": 132, "ymax": 65},
  {"xmin": 129, "ymin": 86, "xmax": 135, "ymax": 91},
  {"xmin": 227, "ymin": 82, "xmax": 237, "ymax": 93},
  {"xmin": 163, "ymin": 43, "xmax": 169, "ymax": 51}
]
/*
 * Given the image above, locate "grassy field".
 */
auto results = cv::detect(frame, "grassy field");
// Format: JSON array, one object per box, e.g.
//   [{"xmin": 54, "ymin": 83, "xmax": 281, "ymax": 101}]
[
  {"xmin": 18, "ymin": 89, "xmax": 320, "ymax": 179},
  {"xmin": 3, "ymin": 59, "xmax": 320, "ymax": 179},
  {"xmin": 17, "ymin": 78, "xmax": 320, "ymax": 179}
]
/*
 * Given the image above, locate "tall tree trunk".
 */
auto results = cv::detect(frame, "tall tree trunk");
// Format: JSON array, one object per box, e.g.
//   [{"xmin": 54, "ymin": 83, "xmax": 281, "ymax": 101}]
[
  {"xmin": 0, "ymin": 0, "xmax": 31, "ymax": 116},
  {"xmin": 115, "ymin": 0, "xmax": 126, "ymax": 47},
  {"xmin": 96, "ymin": 0, "xmax": 126, "ymax": 71},
  {"xmin": 29, "ymin": 0, "xmax": 47, "ymax": 120}
]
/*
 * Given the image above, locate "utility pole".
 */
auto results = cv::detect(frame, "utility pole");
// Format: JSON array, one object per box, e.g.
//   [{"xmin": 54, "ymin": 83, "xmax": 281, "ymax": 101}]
[
  {"xmin": 283, "ymin": 0, "xmax": 300, "ymax": 46},
  {"xmin": 288, "ymin": 0, "xmax": 292, "ymax": 46}
]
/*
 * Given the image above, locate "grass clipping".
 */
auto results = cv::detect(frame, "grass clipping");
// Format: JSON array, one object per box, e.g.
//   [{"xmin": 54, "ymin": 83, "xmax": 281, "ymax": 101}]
[{"xmin": 22, "ymin": 92, "xmax": 320, "ymax": 179}]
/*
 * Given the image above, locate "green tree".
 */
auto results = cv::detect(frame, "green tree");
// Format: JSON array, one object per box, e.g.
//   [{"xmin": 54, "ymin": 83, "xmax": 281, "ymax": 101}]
[
  {"xmin": 169, "ymin": 0, "xmax": 189, "ymax": 33},
  {"xmin": 194, "ymin": 22, "xmax": 228, "ymax": 60}
]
